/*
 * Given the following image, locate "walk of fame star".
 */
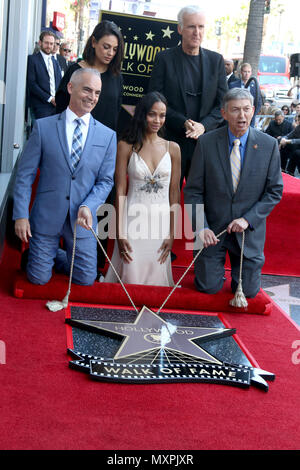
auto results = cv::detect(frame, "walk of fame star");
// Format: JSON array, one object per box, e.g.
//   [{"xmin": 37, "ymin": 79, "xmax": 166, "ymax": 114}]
[
  {"xmin": 264, "ymin": 283, "xmax": 300, "ymax": 314},
  {"xmin": 66, "ymin": 306, "xmax": 236, "ymax": 364},
  {"xmin": 66, "ymin": 306, "xmax": 276, "ymax": 390}
]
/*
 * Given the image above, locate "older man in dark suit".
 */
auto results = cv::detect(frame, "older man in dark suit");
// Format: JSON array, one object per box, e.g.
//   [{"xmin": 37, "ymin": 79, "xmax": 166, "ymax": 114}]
[
  {"xmin": 27, "ymin": 31, "xmax": 62, "ymax": 119},
  {"xmin": 184, "ymin": 88, "xmax": 283, "ymax": 298},
  {"xmin": 59, "ymin": 42, "xmax": 73, "ymax": 73},
  {"xmin": 149, "ymin": 5, "xmax": 228, "ymax": 186}
]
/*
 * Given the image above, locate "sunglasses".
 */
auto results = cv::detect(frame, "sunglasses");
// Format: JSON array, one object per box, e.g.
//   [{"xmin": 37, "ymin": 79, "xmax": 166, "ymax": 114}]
[{"xmin": 63, "ymin": 48, "xmax": 71, "ymax": 52}]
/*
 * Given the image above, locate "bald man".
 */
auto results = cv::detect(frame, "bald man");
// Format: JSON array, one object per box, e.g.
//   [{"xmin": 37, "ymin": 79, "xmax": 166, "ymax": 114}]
[{"xmin": 13, "ymin": 68, "xmax": 117, "ymax": 286}]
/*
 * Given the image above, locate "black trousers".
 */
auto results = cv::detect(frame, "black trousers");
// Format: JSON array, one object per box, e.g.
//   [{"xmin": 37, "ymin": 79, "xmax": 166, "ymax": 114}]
[
  {"xmin": 280, "ymin": 146, "xmax": 293, "ymax": 171},
  {"xmin": 286, "ymin": 149, "xmax": 300, "ymax": 175},
  {"xmin": 177, "ymin": 138, "xmax": 197, "ymax": 188}
]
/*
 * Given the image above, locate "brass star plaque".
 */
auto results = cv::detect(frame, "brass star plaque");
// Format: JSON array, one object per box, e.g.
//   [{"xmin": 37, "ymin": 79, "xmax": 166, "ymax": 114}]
[{"xmin": 66, "ymin": 306, "xmax": 275, "ymax": 391}]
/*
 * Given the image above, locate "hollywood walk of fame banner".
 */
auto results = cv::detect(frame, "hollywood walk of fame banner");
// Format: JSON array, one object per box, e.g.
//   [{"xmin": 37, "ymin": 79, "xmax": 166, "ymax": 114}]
[{"xmin": 99, "ymin": 10, "xmax": 180, "ymax": 130}]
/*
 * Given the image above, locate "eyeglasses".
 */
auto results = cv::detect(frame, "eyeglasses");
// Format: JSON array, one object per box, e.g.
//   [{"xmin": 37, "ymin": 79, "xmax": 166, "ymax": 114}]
[
  {"xmin": 63, "ymin": 48, "xmax": 71, "ymax": 52},
  {"xmin": 56, "ymin": 42, "xmax": 60, "ymax": 46}
]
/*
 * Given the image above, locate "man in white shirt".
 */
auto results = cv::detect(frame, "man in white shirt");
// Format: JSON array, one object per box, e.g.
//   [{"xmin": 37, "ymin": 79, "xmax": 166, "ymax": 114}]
[
  {"xmin": 27, "ymin": 31, "xmax": 62, "ymax": 119},
  {"xmin": 13, "ymin": 68, "xmax": 117, "ymax": 286}
]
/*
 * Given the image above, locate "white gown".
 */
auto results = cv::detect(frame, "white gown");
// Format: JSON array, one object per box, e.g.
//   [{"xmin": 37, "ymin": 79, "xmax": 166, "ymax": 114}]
[{"xmin": 104, "ymin": 143, "xmax": 174, "ymax": 287}]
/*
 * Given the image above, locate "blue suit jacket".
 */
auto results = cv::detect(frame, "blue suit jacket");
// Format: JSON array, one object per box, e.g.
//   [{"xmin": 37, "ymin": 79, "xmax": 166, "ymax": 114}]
[
  {"xmin": 27, "ymin": 52, "xmax": 62, "ymax": 117},
  {"xmin": 13, "ymin": 111, "xmax": 117, "ymax": 238}
]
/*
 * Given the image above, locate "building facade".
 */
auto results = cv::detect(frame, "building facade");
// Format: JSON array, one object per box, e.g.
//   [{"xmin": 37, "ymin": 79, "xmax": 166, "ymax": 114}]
[{"xmin": 0, "ymin": 0, "xmax": 43, "ymax": 256}]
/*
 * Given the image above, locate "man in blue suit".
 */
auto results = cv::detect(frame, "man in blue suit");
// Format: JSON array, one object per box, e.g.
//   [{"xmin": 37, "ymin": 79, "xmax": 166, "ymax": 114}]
[
  {"xmin": 27, "ymin": 31, "xmax": 62, "ymax": 119},
  {"xmin": 229, "ymin": 63, "xmax": 262, "ymax": 126},
  {"xmin": 13, "ymin": 68, "xmax": 117, "ymax": 286}
]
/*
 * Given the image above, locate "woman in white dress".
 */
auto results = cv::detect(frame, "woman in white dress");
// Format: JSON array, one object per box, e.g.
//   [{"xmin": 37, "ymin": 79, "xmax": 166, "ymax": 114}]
[{"xmin": 104, "ymin": 92, "xmax": 181, "ymax": 286}]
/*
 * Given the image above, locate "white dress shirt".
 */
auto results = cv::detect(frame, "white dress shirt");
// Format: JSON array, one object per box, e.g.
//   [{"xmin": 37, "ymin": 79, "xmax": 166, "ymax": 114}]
[
  {"xmin": 65, "ymin": 107, "xmax": 91, "ymax": 156},
  {"xmin": 40, "ymin": 49, "xmax": 53, "ymax": 70}
]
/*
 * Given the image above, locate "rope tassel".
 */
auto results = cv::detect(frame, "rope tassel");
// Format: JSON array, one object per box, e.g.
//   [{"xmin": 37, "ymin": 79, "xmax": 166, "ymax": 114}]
[
  {"xmin": 229, "ymin": 279, "xmax": 248, "ymax": 308},
  {"xmin": 46, "ymin": 291, "xmax": 70, "ymax": 312},
  {"xmin": 46, "ymin": 223, "xmax": 139, "ymax": 313},
  {"xmin": 229, "ymin": 231, "xmax": 248, "ymax": 308},
  {"xmin": 46, "ymin": 223, "xmax": 78, "ymax": 312}
]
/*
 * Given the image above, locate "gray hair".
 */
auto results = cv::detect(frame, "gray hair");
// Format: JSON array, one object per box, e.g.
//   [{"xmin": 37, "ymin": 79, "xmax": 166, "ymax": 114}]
[
  {"xmin": 69, "ymin": 67, "xmax": 101, "ymax": 85},
  {"xmin": 274, "ymin": 109, "xmax": 284, "ymax": 117},
  {"xmin": 177, "ymin": 5, "xmax": 206, "ymax": 27},
  {"xmin": 222, "ymin": 88, "xmax": 254, "ymax": 109},
  {"xmin": 60, "ymin": 41, "xmax": 71, "ymax": 49}
]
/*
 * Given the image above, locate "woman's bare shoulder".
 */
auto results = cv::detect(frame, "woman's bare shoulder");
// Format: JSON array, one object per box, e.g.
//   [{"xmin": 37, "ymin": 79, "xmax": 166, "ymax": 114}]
[
  {"xmin": 168, "ymin": 140, "xmax": 181, "ymax": 157},
  {"xmin": 117, "ymin": 140, "xmax": 132, "ymax": 157}
]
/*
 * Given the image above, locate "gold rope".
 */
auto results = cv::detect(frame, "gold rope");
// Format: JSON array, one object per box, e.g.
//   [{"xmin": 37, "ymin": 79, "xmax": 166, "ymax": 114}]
[
  {"xmin": 46, "ymin": 225, "xmax": 248, "ymax": 312},
  {"xmin": 156, "ymin": 229, "xmax": 228, "ymax": 315}
]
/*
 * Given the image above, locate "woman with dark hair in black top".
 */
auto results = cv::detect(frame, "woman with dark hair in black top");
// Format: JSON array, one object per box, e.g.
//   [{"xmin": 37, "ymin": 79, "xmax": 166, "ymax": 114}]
[{"xmin": 55, "ymin": 20, "xmax": 124, "ymax": 131}]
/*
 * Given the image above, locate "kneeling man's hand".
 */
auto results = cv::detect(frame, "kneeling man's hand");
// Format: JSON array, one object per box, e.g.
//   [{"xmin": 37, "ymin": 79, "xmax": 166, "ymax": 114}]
[
  {"xmin": 77, "ymin": 206, "xmax": 93, "ymax": 230},
  {"xmin": 15, "ymin": 218, "xmax": 32, "ymax": 243},
  {"xmin": 199, "ymin": 228, "xmax": 219, "ymax": 248},
  {"xmin": 227, "ymin": 217, "xmax": 249, "ymax": 233}
]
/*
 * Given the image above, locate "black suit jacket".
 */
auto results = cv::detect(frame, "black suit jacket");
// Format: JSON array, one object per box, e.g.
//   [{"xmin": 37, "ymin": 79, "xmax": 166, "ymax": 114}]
[
  {"xmin": 227, "ymin": 73, "xmax": 237, "ymax": 85},
  {"xmin": 55, "ymin": 62, "xmax": 123, "ymax": 131},
  {"xmin": 184, "ymin": 126, "xmax": 283, "ymax": 258},
  {"xmin": 56, "ymin": 54, "xmax": 68, "ymax": 74},
  {"xmin": 148, "ymin": 46, "xmax": 228, "ymax": 139},
  {"xmin": 27, "ymin": 52, "xmax": 62, "ymax": 118}
]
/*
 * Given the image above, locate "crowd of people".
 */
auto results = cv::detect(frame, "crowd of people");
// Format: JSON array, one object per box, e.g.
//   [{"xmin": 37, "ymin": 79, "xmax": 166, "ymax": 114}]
[
  {"xmin": 13, "ymin": 5, "xmax": 284, "ymax": 299},
  {"xmin": 258, "ymin": 101, "xmax": 300, "ymax": 175}
]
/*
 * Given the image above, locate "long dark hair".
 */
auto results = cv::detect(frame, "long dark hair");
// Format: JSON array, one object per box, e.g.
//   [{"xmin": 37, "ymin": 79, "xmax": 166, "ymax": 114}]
[
  {"xmin": 82, "ymin": 20, "xmax": 124, "ymax": 75},
  {"xmin": 122, "ymin": 92, "xmax": 167, "ymax": 152}
]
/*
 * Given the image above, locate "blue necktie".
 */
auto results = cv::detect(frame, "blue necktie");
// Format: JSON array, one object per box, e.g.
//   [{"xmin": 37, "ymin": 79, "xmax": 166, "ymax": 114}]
[{"xmin": 70, "ymin": 119, "xmax": 83, "ymax": 171}]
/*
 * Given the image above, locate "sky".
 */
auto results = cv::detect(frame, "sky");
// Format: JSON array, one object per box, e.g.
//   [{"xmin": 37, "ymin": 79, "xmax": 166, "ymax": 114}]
[
  {"xmin": 146, "ymin": 0, "xmax": 300, "ymax": 53},
  {"xmin": 49, "ymin": 0, "xmax": 300, "ymax": 56},
  {"xmin": 154, "ymin": 0, "xmax": 300, "ymax": 24}
]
